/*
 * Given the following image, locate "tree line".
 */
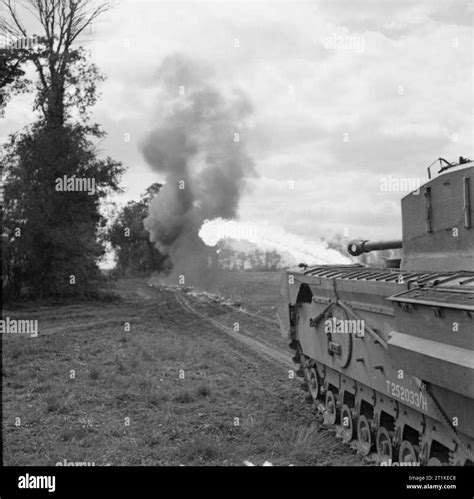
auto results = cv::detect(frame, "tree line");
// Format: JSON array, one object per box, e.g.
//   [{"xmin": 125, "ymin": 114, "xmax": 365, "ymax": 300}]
[{"xmin": 0, "ymin": 0, "xmax": 145, "ymax": 301}]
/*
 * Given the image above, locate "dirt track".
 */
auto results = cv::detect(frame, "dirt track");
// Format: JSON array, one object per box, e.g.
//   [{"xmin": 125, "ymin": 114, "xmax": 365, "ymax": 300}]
[{"xmin": 173, "ymin": 291, "xmax": 293, "ymax": 369}]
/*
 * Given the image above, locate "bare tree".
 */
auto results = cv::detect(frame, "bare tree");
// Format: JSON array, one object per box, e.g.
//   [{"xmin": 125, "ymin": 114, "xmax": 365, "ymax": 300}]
[{"xmin": 1, "ymin": 0, "xmax": 112, "ymax": 126}]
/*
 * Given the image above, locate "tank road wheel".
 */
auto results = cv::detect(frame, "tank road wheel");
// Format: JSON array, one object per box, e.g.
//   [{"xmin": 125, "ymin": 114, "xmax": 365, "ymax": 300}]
[
  {"xmin": 376, "ymin": 427, "xmax": 393, "ymax": 464},
  {"xmin": 340, "ymin": 405, "xmax": 354, "ymax": 443},
  {"xmin": 324, "ymin": 391, "xmax": 338, "ymax": 425},
  {"xmin": 427, "ymin": 448, "xmax": 449, "ymax": 466},
  {"xmin": 399, "ymin": 441, "xmax": 419, "ymax": 464},
  {"xmin": 357, "ymin": 415, "xmax": 373, "ymax": 456},
  {"xmin": 307, "ymin": 367, "xmax": 320, "ymax": 401}
]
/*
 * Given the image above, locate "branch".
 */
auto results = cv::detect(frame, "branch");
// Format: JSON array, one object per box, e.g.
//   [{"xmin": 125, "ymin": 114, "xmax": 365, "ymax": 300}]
[
  {"xmin": 2, "ymin": 0, "xmax": 29, "ymax": 39},
  {"xmin": 68, "ymin": 1, "xmax": 112, "ymax": 45}
]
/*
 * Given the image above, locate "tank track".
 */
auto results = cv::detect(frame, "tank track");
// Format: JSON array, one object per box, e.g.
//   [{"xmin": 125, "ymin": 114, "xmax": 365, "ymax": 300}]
[{"xmin": 290, "ymin": 339, "xmax": 473, "ymax": 466}]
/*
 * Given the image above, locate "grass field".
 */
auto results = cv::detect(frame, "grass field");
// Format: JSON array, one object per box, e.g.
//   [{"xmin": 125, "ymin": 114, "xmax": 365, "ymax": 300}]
[
  {"xmin": 2, "ymin": 274, "xmax": 362, "ymax": 466},
  {"xmin": 208, "ymin": 270, "xmax": 283, "ymax": 315}
]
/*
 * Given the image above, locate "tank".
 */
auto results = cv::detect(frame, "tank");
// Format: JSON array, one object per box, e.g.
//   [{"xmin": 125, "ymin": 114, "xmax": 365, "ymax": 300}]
[{"xmin": 279, "ymin": 157, "xmax": 474, "ymax": 465}]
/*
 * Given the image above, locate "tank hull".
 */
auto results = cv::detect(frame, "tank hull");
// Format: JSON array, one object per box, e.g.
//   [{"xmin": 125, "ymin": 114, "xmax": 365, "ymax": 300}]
[{"xmin": 280, "ymin": 264, "xmax": 474, "ymax": 465}]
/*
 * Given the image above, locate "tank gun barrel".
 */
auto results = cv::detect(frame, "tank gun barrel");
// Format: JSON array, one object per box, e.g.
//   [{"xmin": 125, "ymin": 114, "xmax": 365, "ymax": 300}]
[{"xmin": 348, "ymin": 239, "xmax": 402, "ymax": 257}]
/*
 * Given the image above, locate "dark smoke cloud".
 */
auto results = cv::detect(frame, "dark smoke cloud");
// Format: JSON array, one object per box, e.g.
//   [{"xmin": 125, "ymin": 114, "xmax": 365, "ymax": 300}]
[{"xmin": 141, "ymin": 54, "xmax": 256, "ymax": 283}]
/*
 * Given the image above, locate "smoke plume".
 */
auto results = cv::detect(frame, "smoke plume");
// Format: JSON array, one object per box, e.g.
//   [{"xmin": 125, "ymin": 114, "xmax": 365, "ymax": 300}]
[{"xmin": 141, "ymin": 54, "xmax": 256, "ymax": 284}]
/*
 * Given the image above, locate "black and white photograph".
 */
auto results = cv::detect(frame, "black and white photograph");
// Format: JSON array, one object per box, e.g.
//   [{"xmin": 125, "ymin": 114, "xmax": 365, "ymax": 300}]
[{"xmin": 0, "ymin": 0, "xmax": 473, "ymax": 494}]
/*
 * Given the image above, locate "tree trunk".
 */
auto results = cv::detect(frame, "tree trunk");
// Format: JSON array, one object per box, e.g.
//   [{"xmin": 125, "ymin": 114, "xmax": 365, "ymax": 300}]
[{"xmin": 46, "ymin": 72, "xmax": 65, "ymax": 127}]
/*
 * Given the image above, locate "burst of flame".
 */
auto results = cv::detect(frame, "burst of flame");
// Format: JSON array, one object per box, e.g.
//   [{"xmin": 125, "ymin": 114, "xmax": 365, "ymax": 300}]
[{"xmin": 199, "ymin": 218, "xmax": 350, "ymax": 266}]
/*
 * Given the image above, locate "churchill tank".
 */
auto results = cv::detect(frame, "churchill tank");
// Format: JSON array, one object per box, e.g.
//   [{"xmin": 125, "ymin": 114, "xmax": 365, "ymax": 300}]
[{"xmin": 279, "ymin": 157, "xmax": 474, "ymax": 465}]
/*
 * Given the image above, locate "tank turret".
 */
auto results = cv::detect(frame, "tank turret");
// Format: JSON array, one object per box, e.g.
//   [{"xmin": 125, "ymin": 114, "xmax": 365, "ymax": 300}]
[
  {"xmin": 348, "ymin": 158, "xmax": 474, "ymax": 271},
  {"xmin": 401, "ymin": 159, "xmax": 473, "ymax": 271}
]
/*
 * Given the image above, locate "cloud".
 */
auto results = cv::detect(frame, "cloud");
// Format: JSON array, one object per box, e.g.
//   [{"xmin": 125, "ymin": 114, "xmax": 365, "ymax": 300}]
[{"xmin": 1, "ymin": 0, "xmax": 472, "ymax": 245}]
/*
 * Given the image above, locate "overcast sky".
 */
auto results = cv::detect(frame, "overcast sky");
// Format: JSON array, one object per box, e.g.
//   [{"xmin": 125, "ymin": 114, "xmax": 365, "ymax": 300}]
[{"xmin": 2, "ymin": 0, "xmax": 473, "ymax": 243}]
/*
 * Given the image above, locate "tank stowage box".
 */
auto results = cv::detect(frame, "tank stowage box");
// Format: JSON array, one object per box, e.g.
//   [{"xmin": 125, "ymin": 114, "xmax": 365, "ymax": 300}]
[{"xmin": 279, "ymin": 159, "xmax": 474, "ymax": 466}]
